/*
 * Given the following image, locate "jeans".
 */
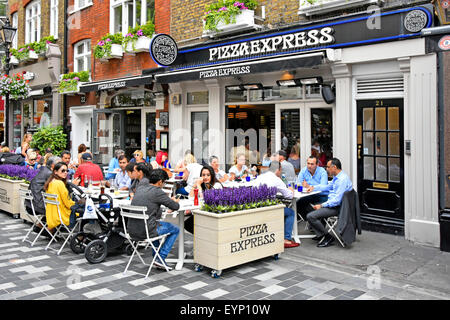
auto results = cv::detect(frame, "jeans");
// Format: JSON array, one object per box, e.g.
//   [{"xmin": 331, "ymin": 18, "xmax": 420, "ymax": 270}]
[
  {"xmin": 284, "ymin": 207, "xmax": 295, "ymax": 240},
  {"xmin": 70, "ymin": 203, "xmax": 85, "ymax": 228},
  {"xmin": 175, "ymin": 187, "xmax": 189, "ymax": 196},
  {"xmin": 153, "ymin": 221, "xmax": 180, "ymax": 260}
]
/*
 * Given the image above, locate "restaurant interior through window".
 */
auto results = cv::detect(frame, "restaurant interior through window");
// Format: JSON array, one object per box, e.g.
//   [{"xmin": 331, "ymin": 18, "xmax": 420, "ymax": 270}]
[{"xmin": 225, "ymin": 83, "xmax": 333, "ymax": 172}]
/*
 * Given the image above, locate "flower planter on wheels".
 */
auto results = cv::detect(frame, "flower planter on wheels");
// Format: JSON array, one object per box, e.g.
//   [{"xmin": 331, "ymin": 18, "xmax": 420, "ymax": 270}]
[{"xmin": 193, "ymin": 204, "xmax": 285, "ymax": 278}]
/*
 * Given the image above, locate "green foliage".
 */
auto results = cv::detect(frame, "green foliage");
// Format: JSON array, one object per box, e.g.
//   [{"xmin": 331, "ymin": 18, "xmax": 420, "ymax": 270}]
[
  {"xmin": 203, "ymin": 0, "xmax": 258, "ymax": 32},
  {"xmin": 94, "ymin": 33, "xmax": 124, "ymax": 59},
  {"xmin": 124, "ymin": 21, "xmax": 155, "ymax": 51},
  {"xmin": 58, "ymin": 71, "xmax": 90, "ymax": 93},
  {"xmin": 30, "ymin": 126, "xmax": 67, "ymax": 156},
  {"xmin": 10, "ymin": 36, "xmax": 57, "ymax": 61}
]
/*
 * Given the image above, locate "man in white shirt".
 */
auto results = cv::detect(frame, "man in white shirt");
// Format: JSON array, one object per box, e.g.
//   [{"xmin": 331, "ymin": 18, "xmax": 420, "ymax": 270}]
[
  {"xmin": 278, "ymin": 150, "xmax": 296, "ymax": 183},
  {"xmin": 175, "ymin": 161, "xmax": 203, "ymax": 196},
  {"xmin": 253, "ymin": 161, "xmax": 299, "ymax": 248},
  {"xmin": 209, "ymin": 155, "xmax": 229, "ymax": 183}
]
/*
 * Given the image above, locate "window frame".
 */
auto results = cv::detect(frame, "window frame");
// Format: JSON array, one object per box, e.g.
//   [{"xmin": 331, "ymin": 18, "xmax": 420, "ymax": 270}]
[
  {"xmin": 11, "ymin": 12, "xmax": 18, "ymax": 49},
  {"xmin": 50, "ymin": 0, "xmax": 58, "ymax": 39},
  {"xmin": 25, "ymin": 0, "xmax": 41, "ymax": 44},
  {"xmin": 110, "ymin": 0, "xmax": 154, "ymax": 35},
  {"xmin": 73, "ymin": 39, "xmax": 91, "ymax": 73}
]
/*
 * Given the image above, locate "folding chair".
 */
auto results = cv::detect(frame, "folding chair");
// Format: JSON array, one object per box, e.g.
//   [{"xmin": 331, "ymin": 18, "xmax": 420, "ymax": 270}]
[
  {"xmin": 324, "ymin": 216, "xmax": 346, "ymax": 248},
  {"xmin": 119, "ymin": 204, "xmax": 171, "ymax": 278},
  {"xmin": 20, "ymin": 189, "xmax": 55, "ymax": 246},
  {"xmin": 42, "ymin": 192, "xmax": 82, "ymax": 255},
  {"xmin": 162, "ymin": 182, "xmax": 175, "ymax": 198}
]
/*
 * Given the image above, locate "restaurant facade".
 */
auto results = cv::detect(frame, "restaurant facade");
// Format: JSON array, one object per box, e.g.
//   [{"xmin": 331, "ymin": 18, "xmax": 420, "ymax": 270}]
[{"xmin": 150, "ymin": 2, "xmax": 443, "ymax": 247}]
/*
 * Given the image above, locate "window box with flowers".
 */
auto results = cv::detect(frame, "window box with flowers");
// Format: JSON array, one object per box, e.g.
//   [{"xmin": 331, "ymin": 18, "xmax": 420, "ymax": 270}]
[
  {"xmin": 298, "ymin": 0, "xmax": 380, "ymax": 16},
  {"xmin": 0, "ymin": 73, "xmax": 32, "ymax": 100},
  {"xmin": 192, "ymin": 185, "xmax": 285, "ymax": 276},
  {"xmin": 58, "ymin": 71, "xmax": 90, "ymax": 95},
  {"xmin": 9, "ymin": 36, "xmax": 58, "ymax": 63},
  {"xmin": 94, "ymin": 33, "xmax": 124, "ymax": 62},
  {"xmin": 203, "ymin": 0, "xmax": 260, "ymax": 37},
  {"xmin": 123, "ymin": 21, "xmax": 155, "ymax": 54}
]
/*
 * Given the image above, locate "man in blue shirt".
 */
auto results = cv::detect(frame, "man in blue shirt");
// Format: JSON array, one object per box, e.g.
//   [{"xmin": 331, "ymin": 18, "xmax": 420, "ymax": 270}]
[
  {"xmin": 296, "ymin": 156, "xmax": 329, "ymax": 220},
  {"xmin": 105, "ymin": 149, "xmax": 124, "ymax": 181},
  {"xmin": 113, "ymin": 155, "xmax": 132, "ymax": 190},
  {"xmin": 307, "ymin": 158, "xmax": 353, "ymax": 248}
]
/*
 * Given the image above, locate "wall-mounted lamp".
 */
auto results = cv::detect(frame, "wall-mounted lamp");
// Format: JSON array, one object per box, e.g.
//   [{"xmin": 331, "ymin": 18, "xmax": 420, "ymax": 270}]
[
  {"xmin": 226, "ymin": 83, "xmax": 264, "ymax": 91},
  {"xmin": 276, "ymin": 76, "xmax": 323, "ymax": 87}
]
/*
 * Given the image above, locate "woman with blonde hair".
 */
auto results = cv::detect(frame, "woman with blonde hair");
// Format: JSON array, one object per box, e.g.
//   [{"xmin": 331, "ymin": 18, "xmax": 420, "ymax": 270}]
[
  {"xmin": 17, "ymin": 133, "xmax": 32, "ymax": 158},
  {"xmin": 228, "ymin": 153, "xmax": 251, "ymax": 181},
  {"xmin": 132, "ymin": 150, "xmax": 146, "ymax": 163}
]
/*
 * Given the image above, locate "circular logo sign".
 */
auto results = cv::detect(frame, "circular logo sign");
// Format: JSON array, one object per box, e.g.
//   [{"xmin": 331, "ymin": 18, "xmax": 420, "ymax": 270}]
[
  {"xmin": 404, "ymin": 10, "xmax": 428, "ymax": 33},
  {"xmin": 150, "ymin": 34, "xmax": 178, "ymax": 67},
  {"xmin": 442, "ymin": 0, "xmax": 449, "ymax": 9},
  {"xmin": 438, "ymin": 35, "xmax": 450, "ymax": 51}
]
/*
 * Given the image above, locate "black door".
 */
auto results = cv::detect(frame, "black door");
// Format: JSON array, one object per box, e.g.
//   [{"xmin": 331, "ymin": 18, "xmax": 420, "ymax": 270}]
[{"xmin": 357, "ymin": 99, "xmax": 404, "ymax": 235}]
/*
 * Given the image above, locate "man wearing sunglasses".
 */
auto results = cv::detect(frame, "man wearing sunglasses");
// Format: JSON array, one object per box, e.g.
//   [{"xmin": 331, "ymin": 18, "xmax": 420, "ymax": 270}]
[{"xmin": 306, "ymin": 158, "xmax": 353, "ymax": 247}]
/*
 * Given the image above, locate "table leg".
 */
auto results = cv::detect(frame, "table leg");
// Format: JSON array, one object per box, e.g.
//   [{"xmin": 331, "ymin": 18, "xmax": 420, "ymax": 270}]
[{"xmin": 291, "ymin": 199, "xmax": 301, "ymax": 244}]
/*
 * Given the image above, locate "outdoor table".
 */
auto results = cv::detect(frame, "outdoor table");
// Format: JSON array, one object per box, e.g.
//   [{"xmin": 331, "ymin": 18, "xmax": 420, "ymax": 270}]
[
  {"xmin": 162, "ymin": 198, "xmax": 201, "ymax": 271},
  {"xmin": 221, "ymin": 180, "xmax": 255, "ymax": 188},
  {"xmin": 79, "ymin": 186, "xmax": 129, "ymax": 200},
  {"xmin": 291, "ymin": 190, "xmax": 321, "ymax": 244}
]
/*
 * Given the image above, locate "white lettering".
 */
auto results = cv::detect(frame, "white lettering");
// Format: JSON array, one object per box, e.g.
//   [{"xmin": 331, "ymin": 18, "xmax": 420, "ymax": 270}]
[
  {"xmin": 295, "ymin": 32, "xmax": 307, "ymax": 47},
  {"xmin": 209, "ymin": 47, "xmax": 218, "ymax": 61},
  {"xmin": 319, "ymin": 27, "xmax": 335, "ymax": 44},
  {"xmin": 306, "ymin": 29, "xmax": 320, "ymax": 46},
  {"xmin": 271, "ymin": 36, "xmax": 283, "ymax": 51},
  {"xmin": 250, "ymin": 40, "xmax": 260, "ymax": 54},
  {"xmin": 260, "ymin": 38, "xmax": 272, "ymax": 53},
  {"xmin": 282, "ymin": 34, "xmax": 295, "ymax": 49}
]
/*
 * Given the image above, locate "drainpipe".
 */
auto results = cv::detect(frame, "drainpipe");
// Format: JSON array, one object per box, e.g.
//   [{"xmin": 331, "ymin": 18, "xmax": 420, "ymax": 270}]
[{"xmin": 63, "ymin": 0, "xmax": 69, "ymax": 149}]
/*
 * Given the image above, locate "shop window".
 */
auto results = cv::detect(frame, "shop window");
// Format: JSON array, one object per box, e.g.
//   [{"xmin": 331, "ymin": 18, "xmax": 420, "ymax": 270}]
[
  {"xmin": 187, "ymin": 92, "xmax": 208, "ymax": 105},
  {"xmin": 110, "ymin": 0, "xmax": 155, "ymax": 35},
  {"xmin": 25, "ymin": 1, "xmax": 41, "ymax": 44},
  {"xmin": 74, "ymin": 40, "xmax": 91, "ymax": 73},
  {"xmin": 50, "ymin": 0, "xmax": 58, "ymax": 39},
  {"xmin": 311, "ymin": 109, "xmax": 333, "ymax": 167},
  {"xmin": 11, "ymin": 12, "xmax": 18, "ymax": 49},
  {"xmin": 111, "ymin": 90, "xmax": 156, "ymax": 107},
  {"xmin": 226, "ymin": 85, "xmax": 307, "ymax": 103}
]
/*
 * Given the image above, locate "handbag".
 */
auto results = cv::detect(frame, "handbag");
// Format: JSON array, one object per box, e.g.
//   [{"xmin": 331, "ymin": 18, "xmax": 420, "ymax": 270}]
[{"xmin": 82, "ymin": 197, "xmax": 98, "ymax": 220}]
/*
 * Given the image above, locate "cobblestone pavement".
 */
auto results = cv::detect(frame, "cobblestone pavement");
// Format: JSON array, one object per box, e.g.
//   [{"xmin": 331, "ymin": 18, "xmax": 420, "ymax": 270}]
[{"xmin": 0, "ymin": 212, "xmax": 448, "ymax": 301}]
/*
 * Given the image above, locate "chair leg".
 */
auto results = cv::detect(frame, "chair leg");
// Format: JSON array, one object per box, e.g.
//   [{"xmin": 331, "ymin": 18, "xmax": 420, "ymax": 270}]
[
  {"xmin": 22, "ymin": 223, "xmax": 35, "ymax": 244},
  {"xmin": 146, "ymin": 235, "xmax": 169, "ymax": 278}
]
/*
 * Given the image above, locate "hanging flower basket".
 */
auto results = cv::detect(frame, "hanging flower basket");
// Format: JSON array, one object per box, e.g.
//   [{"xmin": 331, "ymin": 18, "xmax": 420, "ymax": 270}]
[{"xmin": 0, "ymin": 73, "xmax": 32, "ymax": 100}]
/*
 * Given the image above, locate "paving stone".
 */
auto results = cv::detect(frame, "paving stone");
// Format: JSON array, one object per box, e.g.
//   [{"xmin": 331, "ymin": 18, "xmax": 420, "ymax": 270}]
[
  {"xmin": 325, "ymin": 288, "xmax": 348, "ymax": 297},
  {"xmin": 290, "ymin": 292, "xmax": 312, "ymax": 300}
]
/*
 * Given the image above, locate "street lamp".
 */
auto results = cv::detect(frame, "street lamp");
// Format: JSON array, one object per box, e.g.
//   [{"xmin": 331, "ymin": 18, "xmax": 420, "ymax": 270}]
[{"xmin": 0, "ymin": 19, "xmax": 17, "ymax": 147}]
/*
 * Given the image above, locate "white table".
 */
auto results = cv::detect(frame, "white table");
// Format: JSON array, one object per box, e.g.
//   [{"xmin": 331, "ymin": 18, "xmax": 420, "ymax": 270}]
[
  {"xmin": 222, "ymin": 180, "xmax": 255, "ymax": 188},
  {"xmin": 291, "ymin": 190, "xmax": 321, "ymax": 244},
  {"xmin": 79, "ymin": 187, "xmax": 129, "ymax": 200},
  {"xmin": 162, "ymin": 199, "xmax": 201, "ymax": 271}
]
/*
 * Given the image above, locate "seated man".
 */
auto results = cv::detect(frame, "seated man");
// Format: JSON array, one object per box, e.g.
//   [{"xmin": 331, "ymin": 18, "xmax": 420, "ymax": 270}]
[
  {"xmin": 113, "ymin": 155, "xmax": 131, "ymax": 190},
  {"xmin": 296, "ymin": 155, "xmax": 329, "ymax": 220},
  {"xmin": 129, "ymin": 168, "xmax": 180, "ymax": 269},
  {"xmin": 105, "ymin": 149, "xmax": 124, "ymax": 181},
  {"xmin": 72, "ymin": 153, "xmax": 104, "ymax": 186},
  {"xmin": 306, "ymin": 158, "xmax": 353, "ymax": 248},
  {"xmin": 278, "ymin": 150, "xmax": 296, "ymax": 183},
  {"xmin": 253, "ymin": 161, "xmax": 299, "ymax": 249},
  {"xmin": 61, "ymin": 150, "xmax": 76, "ymax": 179}
]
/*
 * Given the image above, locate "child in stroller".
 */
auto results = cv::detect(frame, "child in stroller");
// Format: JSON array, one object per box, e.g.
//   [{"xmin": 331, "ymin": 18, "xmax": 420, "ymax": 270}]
[{"xmin": 68, "ymin": 182, "xmax": 131, "ymax": 264}]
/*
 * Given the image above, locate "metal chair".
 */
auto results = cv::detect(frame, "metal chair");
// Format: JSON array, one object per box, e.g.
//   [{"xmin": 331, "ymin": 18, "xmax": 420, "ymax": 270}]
[
  {"xmin": 324, "ymin": 216, "xmax": 346, "ymax": 248},
  {"xmin": 42, "ymin": 192, "xmax": 82, "ymax": 255},
  {"xmin": 119, "ymin": 204, "xmax": 171, "ymax": 278},
  {"xmin": 20, "ymin": 189, "xmax": 55, "ymax": 246}
]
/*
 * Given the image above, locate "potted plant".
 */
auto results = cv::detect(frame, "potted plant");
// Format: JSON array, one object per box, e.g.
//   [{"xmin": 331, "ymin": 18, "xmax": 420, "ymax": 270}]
[
  {"xmin": 203, "ymin": 0, "xmax": 258, "ymax": 36},
  {"xmin": 124, "ymin": 21, "xmax": 155, "ymax": 54},
  {"xmin": 0, "ymin": 73, "xmax": 31, "ymax": 100},
  {"xmin": 30, "ymin": 125, "xmax": 68, "ymax": 156},
  {"xmin": 58, "ymin": 71, "xmax": 90, "ymax": 94},
  {"xmin": 0, "ymin": 164, "xmax": 39, "ymax": 217},
  {"xmin": 94, "ymin": 33, "xmax": 124, "ymax": 61},
  {"xmin": 193, "ymin": 185, "xmax": 285, "ymax": 276}
]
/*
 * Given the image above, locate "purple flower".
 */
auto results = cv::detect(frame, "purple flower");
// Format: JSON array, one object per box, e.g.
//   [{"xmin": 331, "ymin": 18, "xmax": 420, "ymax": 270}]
[
  {"xmin": 105, "ymin": 38, "xmax": 111, "ymax": 42},
  {"xmin": 137, "ymin": 29, "xmax": 144, "ymax": 37},
  {"xmin": 98, "ymin": 40, "xmax": 105, "ymax": 46},
  {"xmin": 218, "ymin": 6, "xmax": 227, "ymax": 11}
]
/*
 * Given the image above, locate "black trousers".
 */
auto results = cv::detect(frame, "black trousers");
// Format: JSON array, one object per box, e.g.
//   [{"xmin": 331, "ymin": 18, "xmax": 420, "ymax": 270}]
[
  {"xmin": 296, "ymin": 194, "xmax": 328, "ymax": 220},
  {"xmin": 306, "ymin": 207, "xmax": 339, "ymax": 238}
]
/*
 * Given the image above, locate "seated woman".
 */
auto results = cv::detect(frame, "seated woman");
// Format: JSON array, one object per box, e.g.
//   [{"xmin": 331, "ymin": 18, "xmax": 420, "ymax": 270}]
[
  {"xmin": 129, "ymin": 166, "xmax": 180, "ymax": 269},
  {"xmin": 131, "ymin": 150, "xmax": 146, "ymax": 164},
  {"xmin": 288, "ymin": 145, "xmax": 301, "ymax": 171},
  {"xmin": 173, "ymin": 149, "xmax": 192, "ymax": 173},
  {"xmin": 185, "ymin": 165, "xmax": 222, "ymax": 234},
  {"xmin": 228, "ymin": 153, "xmax": 251, "ymax": 181},
  {"xmin": 44, "ymin": 162, "xmax": 82, "ymax": 231},
  {"xmin": 151, "ymin": 151, "xmax": 171, "ymax": 169}
]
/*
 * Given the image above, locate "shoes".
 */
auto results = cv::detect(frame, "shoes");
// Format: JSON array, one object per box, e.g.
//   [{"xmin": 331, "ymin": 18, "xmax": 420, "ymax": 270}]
[
  {"xmin": 153, "ymin": 258, "xmax": 173, "ymax": 271},
  {"xmin": 33, "ymin": 225, "xmax": 42, "ymax": 234},
  {"xmin": 312, "ymin": 235, "xmax": 324, "ymax": 242},
  {"xmin": 284, "ymin": 241, "xmax": 300, "ymax": 248},
  {"xmin": 317, "ymin": 234, "xmax": 335, "ymax": 248}
]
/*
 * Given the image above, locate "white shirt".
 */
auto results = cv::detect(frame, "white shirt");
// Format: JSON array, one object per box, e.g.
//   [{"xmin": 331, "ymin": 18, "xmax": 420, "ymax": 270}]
[
  {"xmin": 253, "ymin": 171, "xmax": 293, "ymax": 199},
  {"xmin": 229, "ymin": 165, "xmax": 248, "ymax": 178},
  {"xmin": 185, "ymin": 163, "xmax": 203, "ymax": 193},
  {"xmin": 215, "ymin": 169, "xmax": 227, "ymax": 180}
]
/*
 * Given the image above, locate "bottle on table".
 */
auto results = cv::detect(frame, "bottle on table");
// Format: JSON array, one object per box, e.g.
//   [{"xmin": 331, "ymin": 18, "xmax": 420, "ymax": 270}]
[{"xmin": 194, "ymin": 188, "xmax": 199, "ymax": 206}]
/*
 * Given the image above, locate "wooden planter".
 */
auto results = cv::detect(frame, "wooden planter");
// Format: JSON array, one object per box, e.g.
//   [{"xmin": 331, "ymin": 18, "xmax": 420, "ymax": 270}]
[
  {"xmin": 193, "ymin": 204, "xmax": 285, "ymax": 273},
  {"xmin": 0, "ymin": 178, "xmax": 25, "ymax": 218}
]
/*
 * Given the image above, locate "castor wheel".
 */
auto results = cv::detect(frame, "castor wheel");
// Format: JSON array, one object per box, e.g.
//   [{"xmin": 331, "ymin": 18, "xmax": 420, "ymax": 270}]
[
  {"xmin": 274, "ymin": 254, "xmax": 279, "ymax": 260},
  {"xmin": 194, "ymin": 264, "xmax": 203, "ymax": 272},
  {"xmin": 211, "ymin": 269, "xmax": 222, "ymax": 278},
  {"xmin": 125, "ymin": 244, "xmax": 134, "ymax": 256}
]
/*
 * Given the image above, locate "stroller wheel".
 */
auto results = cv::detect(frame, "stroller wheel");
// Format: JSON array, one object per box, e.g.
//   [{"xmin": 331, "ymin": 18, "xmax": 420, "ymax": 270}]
[
  {"xmin": 125, "ymin": 244, "xmax": 134, "ymax": 256},
  {"xmin": 85, "ymin": 239, "xmax": 108, "ymax": 264},
  {"xmin": 70, "ymin": 232, "xmax": 90, "ymax": 254}
]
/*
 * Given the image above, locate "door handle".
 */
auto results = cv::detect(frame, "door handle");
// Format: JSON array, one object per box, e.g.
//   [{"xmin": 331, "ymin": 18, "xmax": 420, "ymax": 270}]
[{"xmin": 358, "ymin": 147, "xmax": 361, "ymax": 159}]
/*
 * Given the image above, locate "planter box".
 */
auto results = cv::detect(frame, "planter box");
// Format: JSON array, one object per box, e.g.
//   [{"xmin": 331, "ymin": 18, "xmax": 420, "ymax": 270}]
[
  {"xmin": 203, "ymin": 10, "xmax": 260, "ymax": 37},
  {"xmin": 125, "ymin": 36, "xmax": 151, "ymax": 54},
  {"xmin": 59, "ymin": 81, "xmax": 88, "ymax": 95},
  {"xmin": 298, "ymin": 0, "xmax": 379, "ymax": 16},
  {"xmin": 0, "ymin": 178, "xmax": 25, "ymax": 218},
  {"xmin": 28, "ymin": 51, "xmax": 39, "ymax": 60},
  {"xmin": 193, "ymin": 204, "xmax": 285, "ymax": 272},
  {"xmin": 19, "ymin": 183, "xmax": 34, "ymax": 223},
  {"xmin": 10, "ymin": 56, "xmax": 19, "ymax": 65},
  {"xmin": 99, "ymin": 44, "xmax": 123, "ymax": 61}
]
